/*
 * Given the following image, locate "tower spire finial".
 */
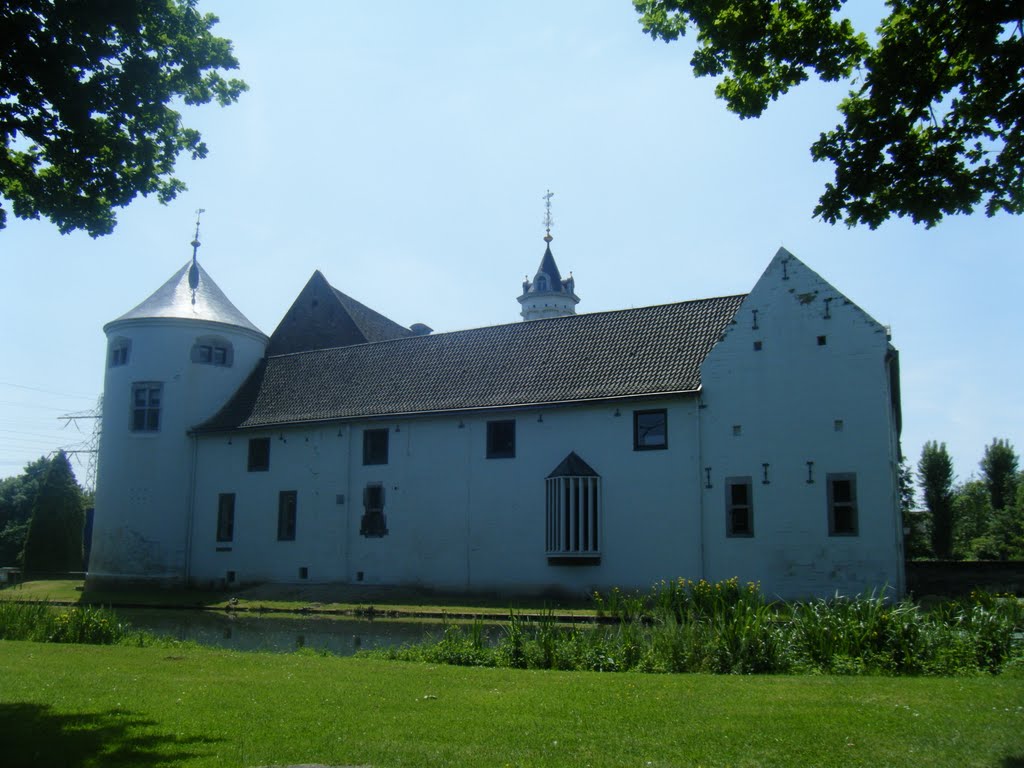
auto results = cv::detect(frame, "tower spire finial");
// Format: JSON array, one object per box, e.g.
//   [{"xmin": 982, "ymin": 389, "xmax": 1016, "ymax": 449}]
[
  {"xmin": 188, "ymin": 208, "xmax": 205, "ymax": 305},
  {"xmin": 542, "ymin": 189, "xmax": 554, "ymax": 243}
]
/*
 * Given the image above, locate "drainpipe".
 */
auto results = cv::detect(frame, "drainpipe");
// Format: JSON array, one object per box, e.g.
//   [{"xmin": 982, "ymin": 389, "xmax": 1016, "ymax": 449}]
[
  {"xmin": 695, "ymin": 394, "xmax": 706, "ymax": 581},
  {"xmin": 184, "ymin": 434, "xmax": 198, "ymax": 585}
]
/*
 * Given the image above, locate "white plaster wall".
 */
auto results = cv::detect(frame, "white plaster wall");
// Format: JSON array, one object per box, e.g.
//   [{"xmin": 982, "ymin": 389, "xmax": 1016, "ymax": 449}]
[
  {"xmin": 189, "ymin": 400, "xmax": 706, "ymax": 596},
  {"xmin": 519, "ymin": 293, "xmax": 577, "ymax": 321},
  {"xmin": 699, "ymin": 250, "xmax": 903, "ymax": 599},
  {"xmin": 90, "ymin": 319, "xmax": 266, "ymax": 582}
]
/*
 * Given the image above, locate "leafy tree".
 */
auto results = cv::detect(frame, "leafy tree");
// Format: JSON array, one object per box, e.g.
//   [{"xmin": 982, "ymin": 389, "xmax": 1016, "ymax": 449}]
[
  {"xmin": 21, "ymin": 451, "xmax": 85, "ymax": 574},
  {"xmin": 951, "ymin": 478, "xmax": 992, "ymax": 558},
  {"xmin": 979, "ymin": 438, "xmax": 1019, "ymax": 512},
  {"xmin": 633, "ymin": 0, "xmax": 1024, "ymax": 228},
  {"xmin": 0, "ymin": 0, "xmax": 246, "ymax": 237},
  {"xmin": 0, "ymin": 455, "xmax": 52, "ymax": 566},
  {"xmin": 918, "ymin": 441, "xmax": 955, "ymax": 559}
]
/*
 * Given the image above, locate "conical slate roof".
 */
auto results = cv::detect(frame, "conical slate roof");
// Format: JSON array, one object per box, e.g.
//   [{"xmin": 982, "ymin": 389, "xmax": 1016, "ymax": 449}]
[{"xmin": 105, "ymin": 261, "xmax": 265, "ymax": 336}]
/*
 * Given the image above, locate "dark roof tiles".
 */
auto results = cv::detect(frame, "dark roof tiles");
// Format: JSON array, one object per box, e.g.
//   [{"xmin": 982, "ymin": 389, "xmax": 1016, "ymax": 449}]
[{"xmin": 196, "ymin": 294, "xmax": 746, "ymax": 432}]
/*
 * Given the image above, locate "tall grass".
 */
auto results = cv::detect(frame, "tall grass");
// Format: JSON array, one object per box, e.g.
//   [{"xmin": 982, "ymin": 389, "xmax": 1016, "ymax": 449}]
[
  {"xmin": 0, "ymin": 601, "xmax": 126, "ymax": 644},
  {"xmin": 370, "ymin": 578, "xmax": 1024, "ymax": 676}
]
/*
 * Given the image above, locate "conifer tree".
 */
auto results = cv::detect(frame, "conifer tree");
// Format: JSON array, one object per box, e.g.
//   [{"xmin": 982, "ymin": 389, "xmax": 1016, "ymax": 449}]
[
  {"xmin": 918, "ymin": 441, "xmax": 955, "ymax": 559},
  {"xmin": 21, "ymin": 451, "xmax": 85, "ymax": 574}
]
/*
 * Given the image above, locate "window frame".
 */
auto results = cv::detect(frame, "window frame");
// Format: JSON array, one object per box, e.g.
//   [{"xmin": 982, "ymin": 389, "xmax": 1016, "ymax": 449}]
[
  {"xmin": 827, "ymin": 473, "xmax": 858, "ymax": 536},
  {"xmin": 191, "ymin": 335, "xmax": 233, "ymax": 367},
  {"xmin": 633, "ymin": 409, "xmax": 668, "ymax": 451},
  {"xmin": 486, "ymin": 419, "xmax": 516, "ymax": 459},
  {"xmin": 247, "ymin": 437, "xmax": 270, "ymax": 472},
  {"xmin": 360, "ymin": 482, "xmax": 388, "ymax": 537},
  {"xmin": 130, "ymin": 382, "xmax": 162, "ymax": 432},
  {"xmin": 216, "ymin": 493, "xmax": 235, "ymax": 543},
  {"xmin": 725, "ymin": 476, "xmax": 754, "ymax": 537},
  {"xmin": 277, "ymin": 490, "xmax": 297, "ymax": 541},
  {"xmin": 108, "ymin": 337, "xmax": 131, "ymax": 368},
  {"xmin": 362, "ymin": 428, "xmax": 389, "ymax": 466}
]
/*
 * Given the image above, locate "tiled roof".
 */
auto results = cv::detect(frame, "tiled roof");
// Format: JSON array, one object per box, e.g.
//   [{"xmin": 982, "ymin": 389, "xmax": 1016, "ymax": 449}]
[
  {"xmin": 105, "ymin": 261, "xmax": 265, "ymax": 336},
  {"xmin": 195, "ymin": 294, "xmax": 746, "ymax": 432},
  {"xmin": 266, "ymin": 271, "xmax": 412, "ymax": 355}
]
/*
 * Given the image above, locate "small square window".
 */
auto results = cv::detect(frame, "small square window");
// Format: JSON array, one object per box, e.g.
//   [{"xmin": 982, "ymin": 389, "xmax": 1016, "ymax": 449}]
[
  {"xmin": 363, "ymin": 429, "xmax": 389, "ymax": 465},
  {"xmin": 827, "ymin": 474, "xmax": 858, "ymax": 536},
  {"xmin": 109, "ymin": 339, "xmax": 130, "ymax": 367},
  {"xmin": 217, "ymin": 493, "xmax": 235, "ymax": 542},
  {"xmin": 486, "ymin": 420, "xmax": 516, "ymax": 459},
  {"xmin": 753, "ymin": 341, "xmax": 763, "ymax": 351},
  {"xmin": 725, "ymin": 478, "xmax": 753, "ymax": 537},
  {"xmin": 197, "ymin": 345, "xmax": 212, "ymax": 363},
  {"xmin": 278, "ymin": 490, "xmax": 297, "ymax": 541},
  {"xmin": 732, "ymin": 425, "xmax": 742, "ymax": 437},
  {"xmin": 634, "ymin": 410, "xmax": 667, "ymax": 451},
  {"xmin": 212, "ymin": 346, "xmax": 227, "ymax": 365},
  {"xmin": 817, "ymin": 335, "xmax": 827, "ymax": 346},
  {"xmin": 834, "ymin": 419, "xmax": 844, "ymax": 432},
  {"xmin": 248, "ymin": 438, "xmax": 270, "ymax": 472}
]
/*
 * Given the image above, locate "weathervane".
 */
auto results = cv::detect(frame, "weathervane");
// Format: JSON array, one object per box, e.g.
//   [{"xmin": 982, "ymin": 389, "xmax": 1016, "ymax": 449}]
[
  {"xmin": 542, "ymin": 190, "xmax": 554, "ymax": 243},
  {"xmin": 188, "ymin": 208, "xmax": 205, "ymax": 305}
]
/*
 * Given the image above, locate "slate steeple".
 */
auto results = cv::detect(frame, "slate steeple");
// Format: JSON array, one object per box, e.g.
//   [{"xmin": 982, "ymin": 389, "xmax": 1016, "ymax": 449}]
[{"xmin": 517, "ymin": 191, "xmax": 579, "ymax": 321}]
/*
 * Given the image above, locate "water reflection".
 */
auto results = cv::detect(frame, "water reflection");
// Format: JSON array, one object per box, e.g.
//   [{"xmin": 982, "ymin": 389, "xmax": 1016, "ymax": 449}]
[{"xmin": 118, "ymin": 608, "xmax": 463, "ymax": 656}]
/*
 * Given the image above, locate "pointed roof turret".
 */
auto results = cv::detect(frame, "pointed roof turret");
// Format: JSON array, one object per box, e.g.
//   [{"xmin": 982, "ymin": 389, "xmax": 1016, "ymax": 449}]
[
  {"xmin": 105, "ymin": 260, "xmax": 265, "ymax": 336},
  {"xmin": 105, "ymin": 214, "xmax": 264, "ymax": 337},
  {"xmin": 517, "ymin": 190, "xmax": 579, "ymax": 320}
]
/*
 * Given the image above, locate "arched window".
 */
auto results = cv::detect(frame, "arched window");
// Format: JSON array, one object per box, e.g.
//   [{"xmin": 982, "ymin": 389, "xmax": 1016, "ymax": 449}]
[
  {"xmin": 191, "ymin": 335, "xmax": 233, "ymax": 367},
  {"xmin": 108, "ymin": 337, "xmax": 131, "ymax": 368},
  {"xmin": 545, "ymin": 452, "xmax": 601, "ymax": 562}
]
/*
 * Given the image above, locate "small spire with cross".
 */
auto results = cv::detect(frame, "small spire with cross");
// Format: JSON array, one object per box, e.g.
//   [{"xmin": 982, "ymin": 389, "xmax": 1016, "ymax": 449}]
[
  {"xmin": 188, "ymin": 208, "xmax": 205, "ymax": 305},
  {"xmin": 542, "ymin": 190, "xmax": 554, "ymax": 243}
]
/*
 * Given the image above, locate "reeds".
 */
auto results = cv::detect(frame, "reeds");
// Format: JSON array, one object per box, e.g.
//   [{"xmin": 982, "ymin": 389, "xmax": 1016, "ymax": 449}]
[{"xmin": 371, "ymin": 578, "xmax": 1023, "ymax": 676}]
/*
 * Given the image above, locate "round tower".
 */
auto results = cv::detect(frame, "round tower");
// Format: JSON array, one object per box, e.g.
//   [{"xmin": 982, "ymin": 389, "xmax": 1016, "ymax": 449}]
[
  {"xmin": 517, "ymin": 195, "xmax": 579, "ymax": 321},
  {"xmin": 89, "ymin": 236, "xmax": 268, "ymax": 586}
]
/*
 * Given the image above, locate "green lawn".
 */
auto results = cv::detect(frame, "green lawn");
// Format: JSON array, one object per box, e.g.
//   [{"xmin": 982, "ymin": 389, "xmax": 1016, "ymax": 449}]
[{"xmin": 1, "ymin": 641, "xmax": 1021, "ymax": 767}]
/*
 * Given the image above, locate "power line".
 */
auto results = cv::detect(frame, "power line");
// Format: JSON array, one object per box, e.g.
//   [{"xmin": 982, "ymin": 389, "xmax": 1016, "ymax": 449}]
[{"xmin": 0, "ymin": 381, "xmax": 97, "ymax": 400}]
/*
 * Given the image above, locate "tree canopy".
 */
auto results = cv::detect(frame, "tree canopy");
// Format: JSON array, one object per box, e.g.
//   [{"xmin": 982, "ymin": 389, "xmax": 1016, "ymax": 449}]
[
  {"xmin": 633, "ymin": 0, "xmax": 1024, "ymax": 228},
  {"xmin": 918, "ymin": 440, "xmax": 955, "ymax": 559},
  {"xmin": 0, "ymin": 0, "xmax": 246, "ymax": 237}
]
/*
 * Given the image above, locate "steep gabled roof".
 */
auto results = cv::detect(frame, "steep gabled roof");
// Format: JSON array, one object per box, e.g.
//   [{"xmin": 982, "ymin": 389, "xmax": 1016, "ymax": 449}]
[
  {"xmin": 105, "ymin": 261, "xmax": 264, "ymax": 336},
  {"xmin": 195, "ymin": 293, "xmax": 746, "ymax": 432},
  {"xmin": 267, "ymin": 270, "xmax": 412, "ymax": 355}
]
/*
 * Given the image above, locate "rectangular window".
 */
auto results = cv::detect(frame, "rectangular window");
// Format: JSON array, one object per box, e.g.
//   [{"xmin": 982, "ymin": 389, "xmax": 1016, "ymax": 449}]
[
  {"xmin": 725, "ymin": 477, "xmax": 753, "ymax": 537},
  {"xmin": 633, "ymin": 409, "xmax": 667, "ymax": 450},
  {"xmin": 109, "ymin": 339, "xmax": 130, "ymax": 367},
  {"xmin": 361, "ymin": 483, "xmax": 388, "ymax": 537},
  {"xmin": 362, "ymin": 428, "xmax": 389, "ymax": 465},
  {"xmin": 486, "ymin": 420, "xmax": 516, "ymax": 459},
  {"xmin": 248, "ymin": 437, "xmax": 270, "ymax": 472},
  {"xmin": 130, "ymin": 382, "xmax": 162, "ymax": 432},
  {"xmin": 217, "ymin": 493, "xmax": 235, "ymax": 542},
  {"xmin": 212, "ymin": 346, "xmax": 228, "ymax": 365},
  {"xmin": 197, "ymin": 345, "xmax": 213, "ymax": 363},
  {"xmin": 828, "ymin": 473, "xmax": 858, "ymax": 535},
  {"xmin": 278, "ymin": 490, "xmax": 297, "ymax": 541}
]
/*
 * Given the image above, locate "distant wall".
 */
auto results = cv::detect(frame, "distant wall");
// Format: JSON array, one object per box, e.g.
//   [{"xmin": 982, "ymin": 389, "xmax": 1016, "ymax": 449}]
[{"xmin": 906, "ymin": 561, "xmax": 1024, "ymax": 597}]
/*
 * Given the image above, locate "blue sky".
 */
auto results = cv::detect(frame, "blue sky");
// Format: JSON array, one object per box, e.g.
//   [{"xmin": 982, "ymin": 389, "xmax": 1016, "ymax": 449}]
[{"xmin": 2, "ymin": 1, "xmax": 1021, "ymax": 492}]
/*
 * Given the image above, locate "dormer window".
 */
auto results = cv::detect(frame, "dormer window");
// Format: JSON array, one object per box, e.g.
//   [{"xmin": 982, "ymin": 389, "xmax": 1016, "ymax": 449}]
[
  {"xmin": 191, "ymin": 335, "xmax": 233, "ymax": 367},
  {"xmin": 535, "ymin": 275, "xmax": 548, "ymax": 291},
  {"xmin": 108, "ymin": 338, "xmax": 131, "ymax": 368}
]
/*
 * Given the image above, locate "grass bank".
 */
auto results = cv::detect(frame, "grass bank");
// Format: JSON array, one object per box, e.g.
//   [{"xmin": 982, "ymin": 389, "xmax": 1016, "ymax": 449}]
[
  {"xmin": 0, "ymin": 578, "xmax": 590, "ymax": 619},
  {"xmin": 0, "ymin": 640, "xmax": 1021, "ymax": 767}
]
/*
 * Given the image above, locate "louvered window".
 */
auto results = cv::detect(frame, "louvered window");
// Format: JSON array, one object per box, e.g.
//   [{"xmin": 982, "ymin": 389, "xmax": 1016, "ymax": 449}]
[{"xmin": 545, "ymin": 452, "xmax": 601, "ymax": 562}]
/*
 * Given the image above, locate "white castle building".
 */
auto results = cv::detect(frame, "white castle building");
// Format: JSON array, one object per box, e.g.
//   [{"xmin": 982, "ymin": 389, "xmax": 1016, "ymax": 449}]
[{"xmin": 89, "ymin": 232, "xmax": 905, "ymax": 599}]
